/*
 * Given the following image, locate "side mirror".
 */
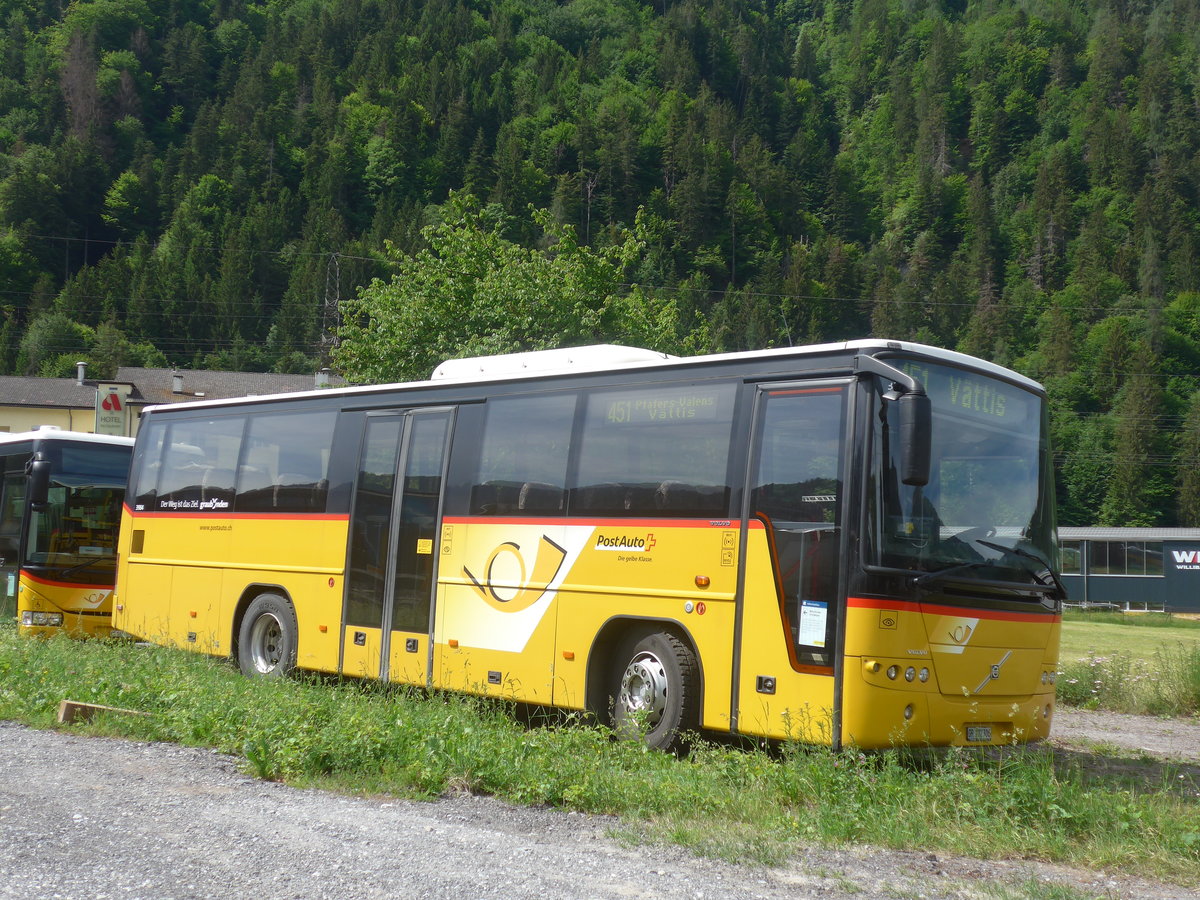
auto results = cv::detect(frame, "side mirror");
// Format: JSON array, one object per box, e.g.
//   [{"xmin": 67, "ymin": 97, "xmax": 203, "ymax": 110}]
[
  {"xmin": 26, "ymin": 452, "xmax": 51, "ymax": 511},
  {"xmin": 898, "ymin": 392, "xmax": 931, "ymax": 487}
]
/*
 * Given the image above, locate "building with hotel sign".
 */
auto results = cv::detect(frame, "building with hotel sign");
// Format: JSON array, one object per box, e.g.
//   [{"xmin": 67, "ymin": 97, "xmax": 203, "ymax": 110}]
[
  {"xmin": 0, "ymin": 364, "xmax": 342, "ymax": 436},
  {"xmin": 1058, "ymin": 527, "xmax": 1200, "ymax": 613}
]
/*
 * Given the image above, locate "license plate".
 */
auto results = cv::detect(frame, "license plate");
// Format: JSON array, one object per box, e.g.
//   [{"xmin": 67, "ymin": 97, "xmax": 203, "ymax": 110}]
[{"xmin": 966, "ymin": 725, "xmax": 992, "ymax": 743}]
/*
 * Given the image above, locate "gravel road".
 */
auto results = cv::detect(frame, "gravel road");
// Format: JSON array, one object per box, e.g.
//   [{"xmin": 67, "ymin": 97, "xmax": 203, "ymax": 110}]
[{"xmin": 0, "ymin": 710, "xmax": 1196, "ymax": 900}]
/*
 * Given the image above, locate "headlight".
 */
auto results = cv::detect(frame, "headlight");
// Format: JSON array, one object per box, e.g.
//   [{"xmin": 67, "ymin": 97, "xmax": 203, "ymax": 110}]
[{"xmin": 21, "ymin": 611, "xmax": 64, "ymax": 627}]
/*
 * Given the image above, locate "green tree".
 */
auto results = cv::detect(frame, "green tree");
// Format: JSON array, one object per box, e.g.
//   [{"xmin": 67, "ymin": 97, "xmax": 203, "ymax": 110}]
[
  {"xmin": 1181, "ymin": 391, "xmax": 1200, "ymax": 526},
  {"xmin": 17, "ymin": 310, "xmax": 94, "ymax": 376},
  {"xmin": 334, "ymin": 193, "xmax": 684, "ymax": 383}
]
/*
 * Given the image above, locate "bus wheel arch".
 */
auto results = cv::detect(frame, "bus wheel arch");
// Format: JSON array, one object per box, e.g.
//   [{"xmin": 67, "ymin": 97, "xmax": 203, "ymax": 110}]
[
  {"xmin": 587, "ymin": 618, "xmax": 701, "ymax": 753},
  {"xmin": 233, "ymin": 587, "xmax": 298, "ymax": 679}
]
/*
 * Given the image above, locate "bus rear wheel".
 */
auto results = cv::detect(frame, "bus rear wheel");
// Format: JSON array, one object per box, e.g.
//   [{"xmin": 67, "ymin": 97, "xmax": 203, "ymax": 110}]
[
  {"xmin": 610, "ymin": 631, "xmax": 698, "ymax": 753},
  {"xmin": 237, "ymin": 593, "xmax": 298, "ymax": 679}
]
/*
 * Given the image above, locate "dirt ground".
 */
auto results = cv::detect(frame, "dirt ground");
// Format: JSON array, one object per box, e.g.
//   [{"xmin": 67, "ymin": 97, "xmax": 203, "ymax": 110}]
[
  {"xmin": 0, "ymin": 707, "xmax": 1197, "ymax": 899},
  {"xmin": 1050, "ymin": 706, "xmax": 1200, "ymax": 763}
]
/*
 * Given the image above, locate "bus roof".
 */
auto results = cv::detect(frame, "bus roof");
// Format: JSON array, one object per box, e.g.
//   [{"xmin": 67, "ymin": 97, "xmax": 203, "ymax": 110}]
[
  {"xmin": 136, "ymin": 339, "xmax": 1046, "ymax": 416},
  {"xmin": 0, "ymin": 428, "xmax": 134, "ymax": 447},
  {"xmin": 430, "ymin": 344, "xmax": 677, "ymax": 380}
]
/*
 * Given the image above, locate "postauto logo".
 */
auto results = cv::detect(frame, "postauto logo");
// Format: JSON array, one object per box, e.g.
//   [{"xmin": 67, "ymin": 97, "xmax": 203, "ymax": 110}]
[{"xmin": 594, "ymin": 533, "xmax": 657, "ymax": 552}]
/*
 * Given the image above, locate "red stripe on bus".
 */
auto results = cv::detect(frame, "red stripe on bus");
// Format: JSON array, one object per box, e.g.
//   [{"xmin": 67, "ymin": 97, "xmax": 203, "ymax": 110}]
[
  {"xmin": 442, "ymin": 515, "xmax": 755, "ymax": 529},
  {"xmin": 20, "ymin": 569, "xmax": 114, "ymax": 591},
  {"xmin": 767, "ymin": 387, "xmax": 844, "ymax": 396},
  {"xmin": 848, "ymin": 596, "xmax": 1060, "ymax": 623}
]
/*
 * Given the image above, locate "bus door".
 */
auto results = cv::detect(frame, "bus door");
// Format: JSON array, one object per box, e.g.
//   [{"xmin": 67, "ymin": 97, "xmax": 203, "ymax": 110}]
[
  {"xmin": 343, "ymin": 408, "xmax": 453, "ymax": 685},
  {"xmin": 0, "ymin": 461, "xmax": 27, "ymax": 621},
  {"xmin": 736, "ymin": 380, "xmax": 850, "ymax": 741}
]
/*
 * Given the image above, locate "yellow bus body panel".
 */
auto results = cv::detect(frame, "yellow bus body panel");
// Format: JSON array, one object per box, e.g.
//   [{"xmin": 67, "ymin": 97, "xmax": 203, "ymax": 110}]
[
  {"xmin": 16, "ymin": 571, "xmax": 115, "ymax": 639},
  {"xmin": 342, "ymin": 625, "xmax": 382, "ymax": 679},
  {"xmin": 434, "ymin": 518, "xmax": 737, "ymax": 722},
  {"xmin": 841, "ymin": 599, "xmax": 1058, "ymax": 748},
  {"xmin": 116, "ymin": 512, "xmax": 347, "ymax": 671},
  {"xmin": 734, "ymin": 528, "xmax": 835, "ymax": 743},
  {"xmin": 116, "ymin": 509, "xmax": 1059, "ymax": 750}
]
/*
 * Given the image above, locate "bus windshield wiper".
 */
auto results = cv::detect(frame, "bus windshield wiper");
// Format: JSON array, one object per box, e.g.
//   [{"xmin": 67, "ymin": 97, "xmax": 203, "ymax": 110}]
[
  {"xmin": 975, "ymin": 539, "xmax": 1067, "ymax": 600},
  {"xmin": 59, "ymin": 554, "xmax": 111, "ymax": 577},
  {"xmin": 913, "ymin": 557, "xmax": 1061, "ymax": 598},
  {"xmin": 912, "ymin": 560, "xmax": 995, "ymax": 589}
]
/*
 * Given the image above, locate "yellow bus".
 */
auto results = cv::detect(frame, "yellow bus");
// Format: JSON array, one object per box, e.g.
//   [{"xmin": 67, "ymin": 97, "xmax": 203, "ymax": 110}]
[
  {"xmin": 115, "ymin": 341, "xmax": 1062, "ymax": 750},
  {"xmin": 1, "ymin": 429, "xmax": 134, "ymax": 638}
]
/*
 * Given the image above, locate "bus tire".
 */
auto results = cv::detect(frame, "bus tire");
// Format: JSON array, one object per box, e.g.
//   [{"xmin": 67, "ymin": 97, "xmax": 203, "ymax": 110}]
[
  {"xmin": 610, "ymin": 631, "xmax": 698, "ymax": 753},
  {"xmin": 237, "ymin": 593, "xmax": 298, "ymax": 679}
]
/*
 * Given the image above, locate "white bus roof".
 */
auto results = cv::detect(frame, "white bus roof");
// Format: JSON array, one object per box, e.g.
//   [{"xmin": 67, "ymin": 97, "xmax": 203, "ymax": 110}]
[
  {"xmin": 0, "ymin": 428, "xmax": 134, "ymax": 447},
  {"xmin": 430, "ymin": 344, "xmax": 677, "ymax": 380},
  {"xmin": 138, "ymin": 339, "xmax": 1046, "ymax": 415}
]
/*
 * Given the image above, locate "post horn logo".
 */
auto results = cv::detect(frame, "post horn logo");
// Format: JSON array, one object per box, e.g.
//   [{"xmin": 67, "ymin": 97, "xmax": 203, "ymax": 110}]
[{"xmin": 463, "ymin": 535, "xmax": 567, "ymax": 613}]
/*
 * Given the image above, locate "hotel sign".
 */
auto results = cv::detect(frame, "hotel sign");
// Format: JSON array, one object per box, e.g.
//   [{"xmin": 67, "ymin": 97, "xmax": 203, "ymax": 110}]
[{"xmin": 95, "ymin": 383, "xmax": 130, "ymax": 435}]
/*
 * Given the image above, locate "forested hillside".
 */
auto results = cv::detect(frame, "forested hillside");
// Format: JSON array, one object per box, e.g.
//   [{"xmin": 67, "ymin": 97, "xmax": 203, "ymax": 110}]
[{"xmin": 3, "ymin": 0, "xmax": 1200, "ymax": 526}]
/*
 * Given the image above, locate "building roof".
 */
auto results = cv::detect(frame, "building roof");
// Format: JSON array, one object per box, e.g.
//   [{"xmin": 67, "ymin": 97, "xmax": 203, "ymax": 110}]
[
  {"xmin": 0, "ymin": 376, "xmax": 100, "ymax": 409},
  {"xmin": 113, "ymin": 367, "xmax": 343, "ymax": 406},
  {"xmin": 1059, "ymin": 527, "xmax": 1200, "ymax": 541},
  {"xmin": 0, "ymin": 367, "xmax": 344, "ymax": 412}
]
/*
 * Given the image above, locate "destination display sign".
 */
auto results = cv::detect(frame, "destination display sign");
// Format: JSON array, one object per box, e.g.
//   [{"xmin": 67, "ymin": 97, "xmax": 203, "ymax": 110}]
[
  {"xmin": 599, "ymin": 385, "xmax": 729, "ymax": 426},
  {"xmin": 897, "ymin": 360, "xmax": 1033, "ymax": 425}
]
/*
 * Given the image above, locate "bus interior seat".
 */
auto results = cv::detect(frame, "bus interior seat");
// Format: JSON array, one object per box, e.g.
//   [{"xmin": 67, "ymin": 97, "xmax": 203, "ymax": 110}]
[
  {"xmin": 518, "ymin": 481, "xmax": 563, "ymax": 513},
  {"xmin": 570, "ymin": 482, "xmax": 628, "ymax": 514},
  {"xmin": 233, "ymin": 463, "xmax": 275, "ymax": 511},
  {"xmin": 656, "ymin": 481, "xmax": 726, "ymax": 516},
  {"xmin": 236, "ymin": 463, "xmax": 272, "ymax": 492},
  {"xmin": 275, "ymin": 471, "xmax": 323, "ymax": 511},
  {"xmin": 201, "ymin": 467, "xmax": 236, "ymax": 502},
  {"xmin": 471, "ymin": 480, "xmax": 521, "ymax": 515}
]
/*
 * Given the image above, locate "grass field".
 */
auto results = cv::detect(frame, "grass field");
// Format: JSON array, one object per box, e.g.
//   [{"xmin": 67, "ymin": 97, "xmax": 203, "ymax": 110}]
[
  {"xmin": 0, "ymin": 624, "xmax": 1198, "ymax": 896},
  {"xmin": 1057, "ymin": 611, "xmax": 1200, "ymax": 715},
  {"xmin": 1060, "ymin": 611, "xmax": 1200, "ymax": 661}
]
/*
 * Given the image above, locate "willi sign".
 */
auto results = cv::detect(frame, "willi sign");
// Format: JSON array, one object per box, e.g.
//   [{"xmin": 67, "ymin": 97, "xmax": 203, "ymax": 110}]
[{"xmin": 1171, "ymin": 549, "xmax": 1200, "ymax": 571}]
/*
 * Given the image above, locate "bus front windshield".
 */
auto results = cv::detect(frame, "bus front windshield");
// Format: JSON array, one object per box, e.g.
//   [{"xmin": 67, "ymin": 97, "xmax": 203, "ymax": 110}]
[
  {"xmin": 870, "ymin": 360, "xmax": 1058, "ymax": 592},
  {"xmin": 26, "ymin": 445, "xmax": 129, "ymax": 584}
]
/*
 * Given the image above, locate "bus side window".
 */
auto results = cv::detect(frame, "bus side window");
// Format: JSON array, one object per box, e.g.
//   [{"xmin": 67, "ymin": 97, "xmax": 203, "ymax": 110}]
[
  {"xmin": 750, "ymin": 387, "xmax": 846, "ymax": 666},
  {"xmin": 235, "ymin": 411, "xmax": 337, "ymax": 514},
  {"xmin": 572, "ymin": 382, "xmax": 737, "ymax": 518},
  {"xmin": 130, "ymin": 420, "xmax": 167, "ymax": 510},
  {"xmin": 468, "ymin": 393, "xmax": 576, "ymax": 517},
  {"xmin": 153, "ymin": 417, "xmax": 245, "ymax": 511}
]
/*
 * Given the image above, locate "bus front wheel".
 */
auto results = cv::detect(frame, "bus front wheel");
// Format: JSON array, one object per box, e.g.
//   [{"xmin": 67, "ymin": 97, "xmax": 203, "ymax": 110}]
[
  {"xmin": 610, "ymin": 631, "xmax": 698, "ymax": 753},
  {"xmin": 237, "ymin": 593, "xmax": 298, "ymax": 679}
]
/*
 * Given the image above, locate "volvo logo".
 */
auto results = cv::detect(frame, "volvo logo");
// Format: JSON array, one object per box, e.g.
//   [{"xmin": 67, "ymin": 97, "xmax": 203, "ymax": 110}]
[{"xmin": 973, "ymin": 651, "xmax": 1013, "ymax": 695}]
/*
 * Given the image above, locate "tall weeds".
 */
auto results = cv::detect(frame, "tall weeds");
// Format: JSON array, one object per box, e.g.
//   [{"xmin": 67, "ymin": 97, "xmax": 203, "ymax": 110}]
[{"xmin": 1057, "ymin": 645, "xmax": 1200, "ymax": 716}]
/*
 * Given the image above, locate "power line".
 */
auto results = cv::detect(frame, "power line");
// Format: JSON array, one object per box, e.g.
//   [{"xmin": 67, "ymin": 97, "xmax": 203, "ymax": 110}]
[{"xmin": 15, "ymin": 231, "xmax": 1188, "ymax": 318}]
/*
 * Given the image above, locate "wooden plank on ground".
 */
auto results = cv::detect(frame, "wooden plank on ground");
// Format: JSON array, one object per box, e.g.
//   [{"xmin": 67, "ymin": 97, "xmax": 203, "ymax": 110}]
[{"xmin": 57, "ymin": 700, "xmax": 149, "ymax": 725}]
